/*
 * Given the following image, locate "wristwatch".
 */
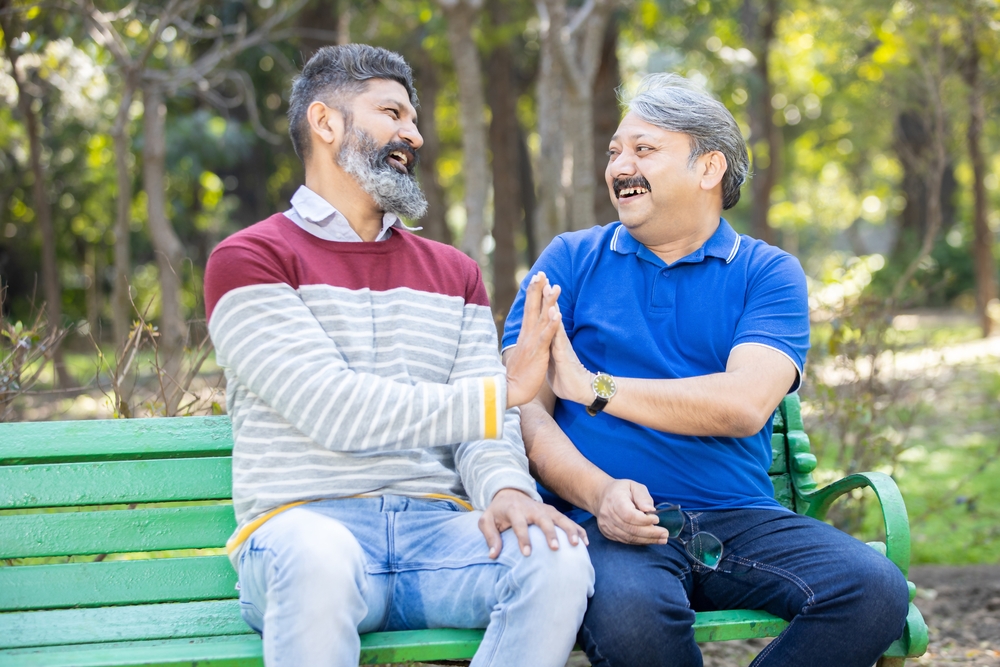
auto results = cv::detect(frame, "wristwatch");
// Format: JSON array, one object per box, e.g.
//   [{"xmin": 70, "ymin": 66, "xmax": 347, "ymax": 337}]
[{"xmin": 586, "ymin": 372, "xmax": 617, "ymax": 416}]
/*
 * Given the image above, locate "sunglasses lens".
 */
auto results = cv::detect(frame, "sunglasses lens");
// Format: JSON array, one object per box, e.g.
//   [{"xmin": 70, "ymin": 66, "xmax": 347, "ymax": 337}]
[
  {"xmin": 687, "ymin": 532, "xmax": 724, "ymax": 569},
  {"xmin": 653, "ymin": 504, "xmax": 684, "ymax": 536}
]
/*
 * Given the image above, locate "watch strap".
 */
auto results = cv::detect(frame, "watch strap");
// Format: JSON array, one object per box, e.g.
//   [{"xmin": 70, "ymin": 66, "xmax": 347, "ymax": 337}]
[{"xmin": 586, "ymin": 396, "xmax": 609, "ymax": 417}]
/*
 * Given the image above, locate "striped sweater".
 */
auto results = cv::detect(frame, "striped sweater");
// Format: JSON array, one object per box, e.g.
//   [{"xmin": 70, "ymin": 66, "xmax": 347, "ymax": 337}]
[{"xmin": 204, "ymin": 214, "xmax": 539, "ymax": 562}]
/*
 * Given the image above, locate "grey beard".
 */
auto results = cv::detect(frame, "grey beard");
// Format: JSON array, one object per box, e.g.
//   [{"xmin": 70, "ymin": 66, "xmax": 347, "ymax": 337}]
[{"xmin": 338, "ymin": 128, "xmax": 428, "ymax": 220}]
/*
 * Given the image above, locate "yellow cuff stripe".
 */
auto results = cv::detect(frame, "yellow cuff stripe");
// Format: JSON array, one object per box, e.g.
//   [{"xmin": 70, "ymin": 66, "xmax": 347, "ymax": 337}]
[{"xmin": 484, "ymin": 376, "xmax": 498, "ymax": 439}]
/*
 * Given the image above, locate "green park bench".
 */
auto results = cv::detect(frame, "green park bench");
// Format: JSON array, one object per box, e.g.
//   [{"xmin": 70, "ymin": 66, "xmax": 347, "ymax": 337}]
[{"xmin": 0, "ymin": 394, "xmax": 927, "ymax": 666}]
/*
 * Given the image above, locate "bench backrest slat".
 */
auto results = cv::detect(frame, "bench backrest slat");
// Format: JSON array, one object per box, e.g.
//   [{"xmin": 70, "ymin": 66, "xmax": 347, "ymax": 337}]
[
  {"xmin": 0, "ymin": 556, "xmax": 237, "ymax": 612},
  {"xmin": 0, "ymin": 458, "xmax": 232, "ymax": 509},
  {"xmin": 1, "ymin": 505, "xmax": 236, "ymax": 559},
  {"xmin": 1, "ymin": 600, "xmax": 252, "ymax": 650},
  {"xmin": 0, "ymin": 416, "xmax": 234, "ymax": 465}
]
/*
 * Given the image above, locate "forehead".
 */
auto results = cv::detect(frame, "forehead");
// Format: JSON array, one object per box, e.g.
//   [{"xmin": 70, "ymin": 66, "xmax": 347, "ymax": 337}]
[
  {"xmin": 611, "ymin": 112, "xmax": 688, "ymax": 147},
  {"xmin": 353, "ymin": 79, "xmax": 415, "ymax": 111}
]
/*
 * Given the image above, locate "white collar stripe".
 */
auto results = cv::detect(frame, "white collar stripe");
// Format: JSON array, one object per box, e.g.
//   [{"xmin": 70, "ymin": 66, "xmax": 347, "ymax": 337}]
[
  {"xmin": 725, "ymin": 235, "xmax": 741, "ymax": 264},
  {"xmin": 610, "ymin": 224, "xmax": 623, "ymax": 252}
]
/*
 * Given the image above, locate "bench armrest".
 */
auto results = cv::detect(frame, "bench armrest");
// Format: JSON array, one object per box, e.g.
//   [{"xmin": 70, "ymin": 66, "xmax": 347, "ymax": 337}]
[{"xmin": 798, "ymin": 471, "xmax": 911, "ymax": 576}]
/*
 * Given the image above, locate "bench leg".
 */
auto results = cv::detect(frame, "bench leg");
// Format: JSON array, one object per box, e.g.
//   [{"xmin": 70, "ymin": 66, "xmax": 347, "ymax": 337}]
[{"xmin": 876, "ymin": 657, "xmax": 905, "ymax": 667}]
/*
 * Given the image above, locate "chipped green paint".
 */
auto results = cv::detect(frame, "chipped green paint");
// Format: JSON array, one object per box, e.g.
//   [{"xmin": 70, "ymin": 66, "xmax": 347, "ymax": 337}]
[
  {"xmin": 0, "ymin": 395, "xmax": 927, "ymax": 665},
  {"xmin": 1, "ymin": 600, "xmax": 253, "ymax": 650},
  {"xmin": 0, "ymin": 556, "xmax": 238, "ymax": 612},
  {"xmin": 0, "ymin": 416, "xmax": 234, "ymax": 465},
  {"xmin": 0, "ymin": 457, "xmax": 232, "ymax": 510},
  {"xmin": 1, "ymin": 505, "xmax": 236, "ymax": 559}
]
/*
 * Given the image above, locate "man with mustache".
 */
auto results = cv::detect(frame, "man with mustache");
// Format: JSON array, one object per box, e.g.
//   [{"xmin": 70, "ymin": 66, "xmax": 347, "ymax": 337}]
[
  {"xmin": 503, "ymin": 73, "xmax": 909, "ymax": 667},
  {"xmin": 204, "ymin": 45, "xmax": 593, "ymax": 667}
]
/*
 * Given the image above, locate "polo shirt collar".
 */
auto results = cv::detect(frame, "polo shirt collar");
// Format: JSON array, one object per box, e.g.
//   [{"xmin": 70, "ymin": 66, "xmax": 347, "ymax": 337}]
[{"xmin": 610, "ymin": 218, "xmax": 741, "ymax": 266}]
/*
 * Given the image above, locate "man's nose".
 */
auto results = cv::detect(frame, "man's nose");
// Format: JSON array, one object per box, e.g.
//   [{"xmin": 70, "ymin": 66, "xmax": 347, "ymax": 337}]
[
  {"xmin": 400, "ymin": 121, "xmax": 423, "ymax": 151},
  {"xmin": 608, "ymin": 153, "xmax": 637, "ymax": 179}
]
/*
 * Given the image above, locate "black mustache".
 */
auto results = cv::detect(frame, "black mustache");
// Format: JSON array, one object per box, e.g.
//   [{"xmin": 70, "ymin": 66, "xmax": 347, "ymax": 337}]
[
  {"xmin": 613, "ymin": 176, "xmax": 651, "ymax": 198},
  {"xmin": 378, "ymin": 141, "xmax": 419, "ymax": 174}
]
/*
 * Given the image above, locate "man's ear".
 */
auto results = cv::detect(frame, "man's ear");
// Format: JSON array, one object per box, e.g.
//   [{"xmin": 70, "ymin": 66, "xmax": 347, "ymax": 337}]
[
  {"xmin": 306, "ymin": 101, "xmax": 344, "ymax": 151},
  {"xmin": 699, "ymin": 151, "xmax": 728, "ymax": 192}
]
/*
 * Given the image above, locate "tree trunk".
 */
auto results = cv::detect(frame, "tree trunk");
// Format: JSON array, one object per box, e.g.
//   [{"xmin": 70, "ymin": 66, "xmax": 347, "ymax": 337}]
[
  {"xmin": 592, "ymin": 13, "xmax": 621, "ymax": 227},
  {"xmin": 568, "ymin": 93, "xmax": 596, "ymax": 231},
  {"xmin": 111, "ymin": 89, "xmax": 135, "ymax": 349},
  {"xmin": 962, "ymin": 21, "xmax": 997, "ymax": 336},
  {"xmin": 540, "ymin": 0, "xmax": 612, "ymax": 233},
  {"xmin": 1, "ymin": 9, "xmax": 71, "ymax": 387},
  {"xmin": 487, "ymin": 0, "xmax": 523, "ymax": 327},
  {"xmin": 743, "ymin": 0, "xmax": 779, "ymax": 245},
  {"xmin": 892, "ymin": 42, "xmax": 948, "ymax": 304},
  {"xmin": 534, "ymin": 4, "xmax": 566, "ymax": 253},
  {"xmin": 413, "ymin": 47, "xmax": 452, "ymax": 246},
  {"xmin": 143, "ymin": 84, "xmax": 187, "ymax": 414},
  {"xmin": 438, "ymin": 0, "xmax": 489, "ymax": 265}
]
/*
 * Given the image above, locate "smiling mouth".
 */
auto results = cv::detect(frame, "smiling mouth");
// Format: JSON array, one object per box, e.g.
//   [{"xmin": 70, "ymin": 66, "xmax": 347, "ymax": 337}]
[
  {"xmin": 387, "ymin": 149, "xmax": 412, "ymax": 174},
  {"xmin": 617, "ymin": 186, "xmax": 649, "ymax": 199}
]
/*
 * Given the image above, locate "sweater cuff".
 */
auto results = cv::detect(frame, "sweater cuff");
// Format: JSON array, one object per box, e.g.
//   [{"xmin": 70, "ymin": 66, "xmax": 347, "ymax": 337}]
[{"xmin": 481, "ymin": 472, "xmax": 543, "ymax": 508}]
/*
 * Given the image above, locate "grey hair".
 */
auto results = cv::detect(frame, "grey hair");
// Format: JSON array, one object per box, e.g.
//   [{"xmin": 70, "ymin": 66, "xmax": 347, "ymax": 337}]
[
  {"xmin": 622, "ymin": 73, "xmax": 749, "ymax": 210},
  {"xmin": 288, "ymin": 44, "xmax": 419, "ymax": 162}
]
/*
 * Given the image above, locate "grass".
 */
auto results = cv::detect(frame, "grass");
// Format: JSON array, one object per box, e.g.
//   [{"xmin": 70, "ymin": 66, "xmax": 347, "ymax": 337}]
[{"xmin": 802, "ymin": 314, "xmax": 1000, "ymax": 565}]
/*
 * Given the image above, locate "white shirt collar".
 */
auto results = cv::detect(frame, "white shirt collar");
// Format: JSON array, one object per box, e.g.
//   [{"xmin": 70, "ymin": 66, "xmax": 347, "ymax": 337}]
[{"xmin": 284, "ymin": 185, "xmax": 419, "ymax": 242}]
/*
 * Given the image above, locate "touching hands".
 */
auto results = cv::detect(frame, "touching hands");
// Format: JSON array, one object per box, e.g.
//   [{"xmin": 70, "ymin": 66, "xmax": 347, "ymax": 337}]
[
  {"xmin": 479, "ymin": 488, "xmax": 589, "ymax": 559},
  {"xmin": 504, "ymin": 272, "xmax": 562, "ymax": 409},
  {"xmin": 593, "ymin": 479, "xmax": 670, "ymax": 545},
  {"xmin": 546, "ymin": 323, "xmax": 595, "ymax": 406}
]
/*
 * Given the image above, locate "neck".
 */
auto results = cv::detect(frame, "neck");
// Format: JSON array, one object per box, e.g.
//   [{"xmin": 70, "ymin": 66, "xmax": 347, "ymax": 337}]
[
  {"xmin": 304, "ymin": 162, "xmax": 385, "ymax": 242},
  {"xmin": 640, "ymin": 208, "xmax": 722, "ymax": 265}
]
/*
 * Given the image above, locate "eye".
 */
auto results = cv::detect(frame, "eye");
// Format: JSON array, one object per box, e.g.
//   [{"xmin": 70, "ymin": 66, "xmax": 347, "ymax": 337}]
[
  {"xmin": 636, "ymin": 145, "xmax": 652, "ymax": 152},
  {"xmin": 385, "ymin": 107, "xmax": 400, "ymax": 119},
  {"xmin": 606, "ymin": 149, "xmax": 619, "ymax": 159}
]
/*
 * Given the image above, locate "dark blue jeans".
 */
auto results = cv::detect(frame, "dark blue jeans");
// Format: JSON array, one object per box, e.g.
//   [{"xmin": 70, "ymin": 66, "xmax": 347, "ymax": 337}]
[{"xmin": 578, "ymin": 508, "xmax": 909, "ymax": 667}]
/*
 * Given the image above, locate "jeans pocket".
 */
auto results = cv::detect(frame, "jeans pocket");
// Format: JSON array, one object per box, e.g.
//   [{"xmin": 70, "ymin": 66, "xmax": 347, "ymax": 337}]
[
  {"xmin": 717, "ymin": 557, "xmax": 755, "ymax": 578},
  {"xmin": 239, "ymin": 597, "xmax": 264, "ymax": 635}
]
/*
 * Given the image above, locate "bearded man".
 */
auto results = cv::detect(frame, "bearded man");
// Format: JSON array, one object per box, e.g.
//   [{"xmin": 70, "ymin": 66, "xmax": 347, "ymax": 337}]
[{"xmin": 203, "ymin": 45, "xmax": 593, "ymax": 667}]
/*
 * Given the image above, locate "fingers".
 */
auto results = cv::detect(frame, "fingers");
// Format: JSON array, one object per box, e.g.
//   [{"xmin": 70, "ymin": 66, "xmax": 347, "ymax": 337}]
[
  {"xmin": 478, "ymin": 510, "xmax": 504, "ymax": 559},
  {"xmin": 630, "ymin": 481, "xmax": 656, "ymax": 514},
  {"xmin": 552, "ymin": 511, "xmax": 589, "ymax": 547},
  {"xmin": 521, "ymin": 272, "xmax": 545, "ymax": 332},
  {"xmin": 510, "ymin": 513, "xmax": 532, "ymax": 557},
  {"xmin": 597, "ymin": 479, "xmax": 668, "ymax": 545}
]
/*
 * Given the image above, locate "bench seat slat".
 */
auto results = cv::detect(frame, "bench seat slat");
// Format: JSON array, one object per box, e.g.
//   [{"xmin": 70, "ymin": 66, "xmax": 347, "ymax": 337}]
[
  {"xmin": 0, "ymin": 505, "xmax": 236, "ymax": 559},
  {"xmin": 0, "ymin": 458, "xmax": 232, "ymax": 509},
  {"xmin": 0, "ymin": 556, "xmax": 237, "ymax": 611},
  {"xmin": 0, "ymin": 600, "xmax": 253, "ymax": 650},
  {"xmin": 0, "ymin": 417, "xmax": 234, "ymax": 465},
  {"xmin": 0, "ymin": 610, "xmax": 790, "ymax": 666},
  {"xmin": 0, "ymin": 635, "xmax": 263, "ymax": 667}
]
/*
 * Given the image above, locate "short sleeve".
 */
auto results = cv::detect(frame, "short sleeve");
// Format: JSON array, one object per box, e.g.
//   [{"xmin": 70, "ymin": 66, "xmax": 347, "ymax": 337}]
[
  {"xmin": 731, "ymin": 252, "xmax": 810, "ymax": 392},
  {"xmin": 501, "ymin": 236, "xmax": 575, "ymax": 351}
]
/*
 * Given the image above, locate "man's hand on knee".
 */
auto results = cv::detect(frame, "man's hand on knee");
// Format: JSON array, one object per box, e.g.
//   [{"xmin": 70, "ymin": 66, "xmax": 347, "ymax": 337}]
[
  {"xmin": 504, "ymin": 272, "xmax": 562, "ymax": 409},
  {"xmin": 479, "ymin": 488, "xmax": 588, "ymax": 559},
  {"xmin": 595, "ymin": 479, "xmax": 670, "ymax": 545}
]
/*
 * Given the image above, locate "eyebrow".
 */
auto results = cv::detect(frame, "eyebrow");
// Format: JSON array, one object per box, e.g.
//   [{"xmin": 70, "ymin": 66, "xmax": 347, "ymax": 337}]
[
  {"xmin": 609, "ymin": 132, "xmax": 655, "ymax": 143},
  {"xmin": 378, "ymin": 98, "xmax": 417, "ymax": 123}
]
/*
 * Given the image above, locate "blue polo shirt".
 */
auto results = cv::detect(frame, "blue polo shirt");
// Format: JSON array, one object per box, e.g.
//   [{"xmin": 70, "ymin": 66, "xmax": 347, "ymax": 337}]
[{"xmin": 502, "ymin": 219, "xmax": 810, "ymax": 517}]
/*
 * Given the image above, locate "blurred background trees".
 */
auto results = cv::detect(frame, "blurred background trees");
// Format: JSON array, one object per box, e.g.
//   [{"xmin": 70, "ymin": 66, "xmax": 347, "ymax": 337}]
[
  {"xmin": 1, "ymin": 0, "xmax": 999, "ymax": 565},
  {"xmin": 1, "ymin": 0, "xmax": 998, "ymax": 340}
]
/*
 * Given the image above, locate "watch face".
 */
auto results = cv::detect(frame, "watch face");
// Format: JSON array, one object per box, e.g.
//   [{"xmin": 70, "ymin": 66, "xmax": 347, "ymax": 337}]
[{"xmin": 593, "ymin": 373, "xmax": 616, "ymax": 399}]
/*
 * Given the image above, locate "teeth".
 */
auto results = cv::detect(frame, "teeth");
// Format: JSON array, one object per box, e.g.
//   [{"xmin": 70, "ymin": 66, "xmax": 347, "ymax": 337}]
[
  {"xmin": 619, "ymin": 187, "xmax": 648, "ymax": 197},
  {"xmin": 390, "ymin": 151, "xmax": 408, "ymax": 165}
]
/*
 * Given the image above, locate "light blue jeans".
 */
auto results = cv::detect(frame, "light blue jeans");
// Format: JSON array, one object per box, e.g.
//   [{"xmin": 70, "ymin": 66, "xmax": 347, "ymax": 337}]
[{"xmin": 237, "ymin": 495, "xmax": 595, "ymax": 667}]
